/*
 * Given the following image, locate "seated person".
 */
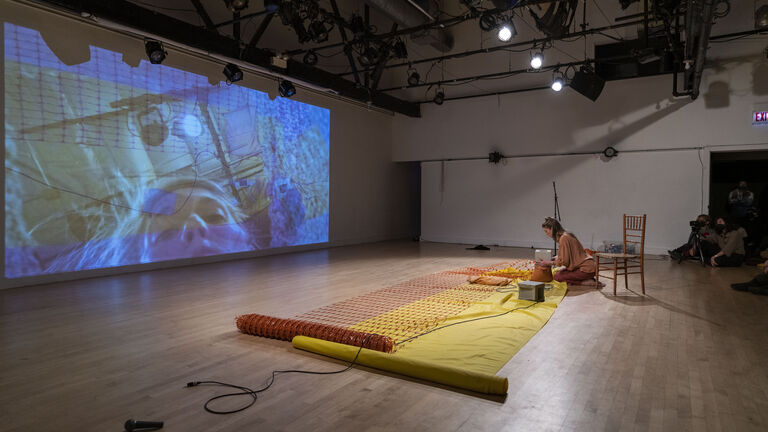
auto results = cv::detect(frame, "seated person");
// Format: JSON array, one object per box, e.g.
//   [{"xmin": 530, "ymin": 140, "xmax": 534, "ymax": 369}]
[
  {"xmin": 706, "ymin": 218, "xmax": 747, "ymax": 267},
  {"xmin": 539, "ymin": 217, "xmax": 596, "ymax": 285},
  {"xmin": 669, "ymin": 214, "xmax": 719, "ymax": 262},
  {"xmin": 731, "ymin": 260, "xmax": 768, "ymax": 295}
]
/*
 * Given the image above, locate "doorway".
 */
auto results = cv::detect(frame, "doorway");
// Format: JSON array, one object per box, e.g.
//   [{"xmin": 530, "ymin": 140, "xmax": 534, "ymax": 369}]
[{"xmin": 709, "ymin": 150, "xmax": 768, "ymax": 256}]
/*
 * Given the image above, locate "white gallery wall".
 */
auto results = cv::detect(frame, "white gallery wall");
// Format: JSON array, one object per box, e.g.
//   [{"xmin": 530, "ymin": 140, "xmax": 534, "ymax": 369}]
[{"xmin": 393, "ymin": 43, "xmax": 768, "ymax": 254}]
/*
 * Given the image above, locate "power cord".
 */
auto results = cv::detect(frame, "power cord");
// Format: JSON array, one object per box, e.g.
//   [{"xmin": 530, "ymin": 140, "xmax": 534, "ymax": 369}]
[
  {"xmin": 186, "ymin": 338, "xmax": 368, "ymax": 415},
  {"xmin": 188, "ymin": 296, "xmax": 543, "ymax": 414}
]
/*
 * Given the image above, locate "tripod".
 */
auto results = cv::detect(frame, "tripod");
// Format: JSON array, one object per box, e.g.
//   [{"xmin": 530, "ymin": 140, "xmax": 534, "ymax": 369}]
[{"xmin": 685, "ymin": 228, "xmax": 707, "ymax": 267}]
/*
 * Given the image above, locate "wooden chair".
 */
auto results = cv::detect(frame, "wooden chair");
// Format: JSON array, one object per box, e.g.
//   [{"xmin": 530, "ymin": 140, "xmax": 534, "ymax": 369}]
[{"xmin": 595, "ymin": 214, "xmax": 646, "ymax": 295}]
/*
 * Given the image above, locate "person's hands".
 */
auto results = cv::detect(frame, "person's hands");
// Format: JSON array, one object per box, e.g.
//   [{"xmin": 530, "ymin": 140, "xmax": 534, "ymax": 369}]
[
  {"xmin": 710, "ymin": 256, "xmax": 718, "ymax": 267},
  {"xmin": 763, "ymin": 260, "xmax": 768, "ymax": 274}
]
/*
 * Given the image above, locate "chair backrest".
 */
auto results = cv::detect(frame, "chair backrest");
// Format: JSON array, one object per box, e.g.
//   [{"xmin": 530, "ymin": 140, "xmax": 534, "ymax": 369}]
[{"xmin": 623, "ymin": 214, "xmax": 646, "ymax": 256}]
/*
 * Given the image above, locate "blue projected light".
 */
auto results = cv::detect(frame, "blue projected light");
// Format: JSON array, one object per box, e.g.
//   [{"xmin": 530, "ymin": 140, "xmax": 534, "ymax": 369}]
[
  {"xmin": 182, "ymin": 114, "xmax": 203, "ymax": 137},
  {"xmin": 4, "ymin": 23, "xmax": 330, "ymax": 278}
]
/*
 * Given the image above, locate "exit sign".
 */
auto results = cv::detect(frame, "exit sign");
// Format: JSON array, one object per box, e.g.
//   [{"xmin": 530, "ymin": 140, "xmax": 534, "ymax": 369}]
[{"xmin": 755, "ymin": 111, "xmax": 768, "ymax": 125}]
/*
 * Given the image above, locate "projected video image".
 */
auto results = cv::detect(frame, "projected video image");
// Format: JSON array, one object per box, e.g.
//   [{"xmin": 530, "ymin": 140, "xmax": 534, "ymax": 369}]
[{"xmin": 4, "ymin": 23, "xmax": 330, "ymax": 278}]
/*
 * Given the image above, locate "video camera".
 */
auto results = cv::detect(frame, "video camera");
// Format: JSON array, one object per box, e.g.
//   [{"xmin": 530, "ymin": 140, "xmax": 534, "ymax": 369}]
[{"xmin": 689, "ymin": 220, "xmax": 706, "ymax": 229}]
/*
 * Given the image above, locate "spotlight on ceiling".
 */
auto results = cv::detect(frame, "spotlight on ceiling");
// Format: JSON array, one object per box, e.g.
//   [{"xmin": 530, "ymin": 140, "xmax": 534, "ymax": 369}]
[
  {"xmin": 308, "ymin": 20, "xmax": 329, "ymax": 42},
  {"xmin": 479, "ymin": 11, "xmax": 498, "ymax": 31},
  {"xmin": 407, "ymin": 68, "xmax": 420, "ymax": 86},
  {"xmin": 497, "ymin": 20, "xmax": 516, "ymax": 42},
  {"xmin": 757, "ymin": 5, "xmax": 768, "ymax": 28},
  {"xmin": 392, "ymin": 39, "xmax": 408, "ymax": 59},
  {"xmin": 303, "ymin": 49, "xmax": 318, "ymax": 65},
  {"xmin": 263, "ymin": 0, "xmax": 280, "ymax": 13},
  {"xmin": 279, "ymin": 79, "xmax": 296, "ymax": 98},
  {"xmin": 530, "ymin": 51, "xmax": 543, "ymax": 69},
  {"xmin": 224, "ymin": 0, "xmax": 249, "ymax": 12},
  {"xmin": 144, "ymin": 40, "xmax": 166, "ymax": 64},
  {"xmin": 223, "ymin": 63, "xmax": 243, "ymax": 84},
  {"xmin": 358, "ymin": 46, "xmax": 379, "ymax": 66},
  {"xmin": 433, "ymin": 88, "xmax": 445, "ymax": 105},
  {"xmin": 551, "ymin": 72, "xmax": 564, "ymax": 92}
]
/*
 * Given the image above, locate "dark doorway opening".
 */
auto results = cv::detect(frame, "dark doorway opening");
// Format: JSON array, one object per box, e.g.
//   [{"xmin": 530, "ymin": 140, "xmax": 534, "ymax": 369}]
[{"xmin": 709, "ymin": 150, "xmax": 768, "ymax": 257}]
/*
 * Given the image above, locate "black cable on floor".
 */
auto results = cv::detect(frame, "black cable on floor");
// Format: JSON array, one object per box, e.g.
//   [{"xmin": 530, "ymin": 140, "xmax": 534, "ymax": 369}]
[{"xmin": 189, "ymin": 295, "xmax": 542, "ymax": 414}]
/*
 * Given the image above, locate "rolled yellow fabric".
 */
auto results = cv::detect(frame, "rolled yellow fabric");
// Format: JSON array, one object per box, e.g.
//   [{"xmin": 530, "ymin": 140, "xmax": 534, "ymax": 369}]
[{"xmin": 292, "ymin": 336, "xmax": 509, "ymax": 395}]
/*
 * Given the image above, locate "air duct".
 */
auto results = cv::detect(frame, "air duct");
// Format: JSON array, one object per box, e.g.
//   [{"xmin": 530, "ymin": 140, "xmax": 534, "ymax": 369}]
[{"xmin": 363, "ymin": 0, "xmax": 453, "ymax": 52}]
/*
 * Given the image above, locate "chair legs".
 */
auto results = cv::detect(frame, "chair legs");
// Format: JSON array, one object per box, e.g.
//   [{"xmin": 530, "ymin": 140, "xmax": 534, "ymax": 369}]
[
  {"xmin": 596, "ymin": 256, "xmax": 646, "ymax": 295},
  {"xmin": 595, "ymin": 254, "xmax": 600, "ymax": 285},
  {"xmin": 623, "ymin": 258, "xmax": 628, "ymax": 290}
]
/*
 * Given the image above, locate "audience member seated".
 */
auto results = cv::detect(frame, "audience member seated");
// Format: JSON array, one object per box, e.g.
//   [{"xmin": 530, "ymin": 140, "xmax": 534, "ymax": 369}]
[
  {"xmin": 731, "ymin": 260, "xmax": 768, "ymax": 295},
  {"xmin": 669, "ymin": 214, "xmax": 719, "ymax": 262},
  {"xmin": 707, "ymin": 218, "xmax": 747, "ymax": 267}
]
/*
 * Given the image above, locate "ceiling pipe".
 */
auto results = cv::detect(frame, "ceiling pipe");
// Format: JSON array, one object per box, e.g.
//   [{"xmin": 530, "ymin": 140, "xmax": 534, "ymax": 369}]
[
  {"xmin": 690, "ymin": 0, "xmax": 716, "ymax": 99},
  {"xmin": 362, "ymin": 0, "xmax": 453, "ymax": 52}
]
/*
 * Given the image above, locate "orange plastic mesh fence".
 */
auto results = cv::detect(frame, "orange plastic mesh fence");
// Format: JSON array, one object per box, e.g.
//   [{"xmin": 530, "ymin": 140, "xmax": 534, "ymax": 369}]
[{"xmin": 236, "ymin": 259, "xmax": 536, "ymax": 353}]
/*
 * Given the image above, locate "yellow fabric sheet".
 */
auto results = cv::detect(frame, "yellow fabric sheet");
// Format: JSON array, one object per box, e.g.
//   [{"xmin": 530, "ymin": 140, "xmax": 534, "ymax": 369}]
[{"xmin": 293, "ymin": 280, "xmax": 568, "ymax": 394}]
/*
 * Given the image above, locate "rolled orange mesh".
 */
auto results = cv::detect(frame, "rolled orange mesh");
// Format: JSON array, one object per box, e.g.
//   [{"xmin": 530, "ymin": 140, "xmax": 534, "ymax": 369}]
[
  {"xmin": 236, "ymin": 314, "xmax": 395, "ymax": 353},
  {"xmin": 236, "ymin": 259, "xmax": 536, "ymax": 354}
]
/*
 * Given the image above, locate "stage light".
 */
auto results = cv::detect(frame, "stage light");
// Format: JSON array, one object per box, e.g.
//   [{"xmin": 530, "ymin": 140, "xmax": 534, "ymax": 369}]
[
  {"xmin": 433, "ymin": 88, "xmax": 445, "ymax": 105},
  {"xmin": 551, "ymin": 78, "xmax": 563, "ymax": 92},
  {"xmin": 263, "ymin": 0, "xmax": 280, "ymax": 13},
  {"xmin": 224, "ymin": 0, "xmax": 249, "ymax": 12},
  {"xmin": 303, "ymin": 49, "xmax": 318, "ymax": 65},
  {"xmin": 479, "ymin": 11, "xmax": 497, "ymax": 31},
  {"xmin": 551, "ymin": 71, "xmax": 564, "ymax": 92},
  {"xmin": 530, "ymin": 51, "xmax": 543, "ymax": 69},
  {"xmin": 757, "ymin": 5, "xmax": 768, "ymax": 28},
  {"xmin": 223, "ymin": 63, "xmax": 243, "ymax": 84},
  {"xmin": 392, "ymin": 39, "xmax": 408, "ymax": 59},
  {"xmin": 358, "ymin": 46, "xmax": 379, "ymax": 66},
  {"xmin": 497, "ymin": 21, "xmax": 516, "ymax": 42},
  {"xmin": 144, "ymin": 40, "xmax": 166, "ymax": 64},
  {"xmin": 279, "ymin": 79, "xmax": 296, "ymax": 97},
  {"xmin": 308, "ymin": 20, "xmax": 329, "ymax": 42},
  {"xmin": 407, "ymin": 68, "xmax": 420, "ymax": 86}
]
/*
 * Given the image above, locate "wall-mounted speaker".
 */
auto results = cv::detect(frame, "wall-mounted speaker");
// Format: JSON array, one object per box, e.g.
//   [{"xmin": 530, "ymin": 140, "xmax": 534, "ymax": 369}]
[{"xmin": 570, "ymin": 66, "xmax": 605, "ymax": 101}]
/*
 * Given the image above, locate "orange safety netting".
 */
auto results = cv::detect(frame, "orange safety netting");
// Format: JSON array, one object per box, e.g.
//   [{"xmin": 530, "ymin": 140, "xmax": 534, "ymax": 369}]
[{"xmin": 236, "ymin": 259, "xmax": 537, "ymax": 353}]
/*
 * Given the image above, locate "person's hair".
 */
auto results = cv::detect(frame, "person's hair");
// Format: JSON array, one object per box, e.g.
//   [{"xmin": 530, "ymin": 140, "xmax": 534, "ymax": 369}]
[
  {"xmin": 697, "ymin": 214, "xmax": 710, "ymax": 225},
  {"xmin": 542, "ymin": 217, "xmax": 574, "ymax": 241},
  {"xmin": 714, "ymin": 216, "xmax": 740, "ymax": 233}
]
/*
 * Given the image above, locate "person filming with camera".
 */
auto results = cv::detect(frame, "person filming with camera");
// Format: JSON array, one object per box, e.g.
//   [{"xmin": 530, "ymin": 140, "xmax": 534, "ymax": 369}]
[{"xmin": 669, "ymin": 214, "xmax": 719, "ymax": 263}]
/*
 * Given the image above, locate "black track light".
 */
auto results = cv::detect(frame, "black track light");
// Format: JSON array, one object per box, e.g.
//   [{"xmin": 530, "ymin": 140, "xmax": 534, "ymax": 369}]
[
  {"xmin": 407, "ymin": 68, "xmax": 420, "ymax": 86},
  {"xmin": 278, "ymin": 79, "xmax": 296, "ymax": 98},
  {"xmin": 144, "ymin": 40, "xmax": 166, "ymax": 64},
  {"xmin": 308, "ymin": 20, "xmax": 329, "ymax": 43},
  {"xmin": 224, "ymin": 0, "xmax": 249, "ymax": 12},
  {"xmin": 263, "ymin": 0, "xmax": 280, "ymax": 13},
  {"xmin": 392, "ymin": 39, "xmax": 408, "ymax": 59},
  {"xmin": 358, "ymin": 46, "xmax": 379, "ymax": 66},
  {"xmin": 223, "ymin": 63, "xmax": 243, "ymax": 84},
  {"xmin": 303, "ymin": 50, "xmax": 318, "ymax": 65},
  {"xmin": 433, "ymin": 88, "xmax": 445, "ymax": 105}
]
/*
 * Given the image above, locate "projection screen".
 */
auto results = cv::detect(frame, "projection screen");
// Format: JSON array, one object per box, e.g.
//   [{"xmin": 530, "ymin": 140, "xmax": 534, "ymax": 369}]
[{"xmin": 4, "ymin": 22, "xmax": 330, "ymax": 278}]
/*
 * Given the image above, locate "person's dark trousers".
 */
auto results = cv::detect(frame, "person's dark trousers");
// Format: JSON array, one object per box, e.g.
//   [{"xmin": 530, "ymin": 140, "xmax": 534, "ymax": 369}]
[
  {"xmin": 701, "ymin": 242, "xmax": 722, "ymax": 262},
  {"xmin": 732, "ymin": 273, "xmax": 768, "ymax": 294},
  {"xmin": 714, "ymin": 253, "xmax": 745, "ymax": 267}
]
